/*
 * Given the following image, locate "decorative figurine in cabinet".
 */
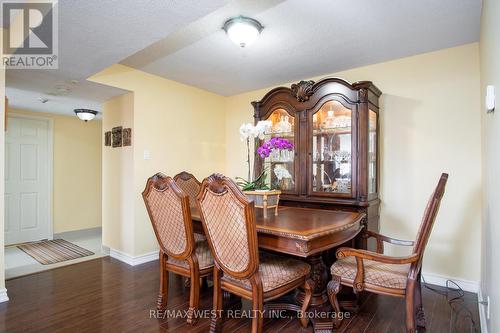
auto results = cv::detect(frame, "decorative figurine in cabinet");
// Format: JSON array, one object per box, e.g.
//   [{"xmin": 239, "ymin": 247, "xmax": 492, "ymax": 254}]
[{"xmin": 252, "ymin": 77, "xmax": 382, "ymax": 238}]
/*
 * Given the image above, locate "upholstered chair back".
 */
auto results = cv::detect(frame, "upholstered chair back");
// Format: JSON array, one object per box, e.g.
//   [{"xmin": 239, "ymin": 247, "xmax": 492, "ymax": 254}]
[
  {"xmin": 197, "ymin": 174, "xmax": 259, "ymax": 279},
  {"xmin": 142, "ymin": 173, "xmax": 194, "ymax": 259},
  {"xmin": 412, "ymin": 173, "xmax": 448, "ymax": 262},
  {"xmin": 174, "ymin": 172, "xmax": 201, "ymax": 207}
]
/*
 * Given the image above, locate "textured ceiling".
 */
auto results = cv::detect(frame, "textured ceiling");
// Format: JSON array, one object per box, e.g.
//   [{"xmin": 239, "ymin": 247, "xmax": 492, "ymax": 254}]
[
  {"xmin": 6, "ymin": 0, "xmax": 482, "ymax": 115},
  {"xmin": 5, "ymin": 0, "xmax": 230, "ymax": 115},
  {"xmin": 122, "ymin": 0, "xmax": 482, "ymax": 96}
]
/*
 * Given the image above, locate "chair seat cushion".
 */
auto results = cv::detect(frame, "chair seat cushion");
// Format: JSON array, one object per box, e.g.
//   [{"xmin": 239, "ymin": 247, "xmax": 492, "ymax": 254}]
[
  {"xmin": 167, "ymin": 240, "xmax": 214, "ymax": 270},
  {"xmin": 331, "ymin": 256, "xmax": 410, "ymax": 290},
  {"xmin": 223, "ymin": 252, "xmax": 310, "ymax": 292}
]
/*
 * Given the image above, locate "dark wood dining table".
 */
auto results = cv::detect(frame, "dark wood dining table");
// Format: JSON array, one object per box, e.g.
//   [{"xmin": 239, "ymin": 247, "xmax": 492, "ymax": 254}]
[{"xmin": 190, "ymin": 205, "xmax": 366, "ymax": 307}]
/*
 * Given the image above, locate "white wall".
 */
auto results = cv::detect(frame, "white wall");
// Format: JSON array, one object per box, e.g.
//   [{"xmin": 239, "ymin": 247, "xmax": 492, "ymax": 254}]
[{"xmin": 480, "ymin": 0, "xmax": 500, "ymax": 331}]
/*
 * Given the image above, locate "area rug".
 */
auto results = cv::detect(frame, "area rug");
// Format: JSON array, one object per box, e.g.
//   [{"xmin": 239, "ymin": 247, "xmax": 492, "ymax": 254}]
[{"xmin": 17, "ymin": 239, "xmax": 94, "ymax": 265}]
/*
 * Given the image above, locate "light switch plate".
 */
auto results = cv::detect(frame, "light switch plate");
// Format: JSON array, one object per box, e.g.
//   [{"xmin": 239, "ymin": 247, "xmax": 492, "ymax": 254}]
[{"xmin": 143, "ymin": 150, "xmax": 152, "ymax": 160}]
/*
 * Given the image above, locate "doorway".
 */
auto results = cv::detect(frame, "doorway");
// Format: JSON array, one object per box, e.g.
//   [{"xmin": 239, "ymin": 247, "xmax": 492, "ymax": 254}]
[{"xmin": 5, "ymin": 114, "xmax": 53, "ymax": 245}]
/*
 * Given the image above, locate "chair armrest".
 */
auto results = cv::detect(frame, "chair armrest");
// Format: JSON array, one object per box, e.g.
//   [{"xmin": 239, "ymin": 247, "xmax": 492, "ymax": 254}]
[
  {"xmin": 334, "ymin": 247, "xmax": 419, "ymax": 292},
  {"xmin": 363, "ymin": 230, "xmax": 414, "ymax": 254},
  {"xmin": 336, "ymin": 247, "xmax": 419, "ymax": 265}
]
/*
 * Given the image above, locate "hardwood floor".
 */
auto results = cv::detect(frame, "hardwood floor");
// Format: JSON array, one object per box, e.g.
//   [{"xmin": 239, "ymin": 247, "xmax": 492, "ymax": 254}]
[{"xmin": 0, "ymin": 257, "xmax": 480, "ymax": 333}]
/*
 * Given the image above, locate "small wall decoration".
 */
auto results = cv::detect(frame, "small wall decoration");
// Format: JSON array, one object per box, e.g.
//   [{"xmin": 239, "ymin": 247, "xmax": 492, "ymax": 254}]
[
  {"xmin": 104, "ymin": 131, "xmax": 111, "ymax": 146},
  {"xmin": 122, "ymin": 128, "xmax": 132, "ymax": 146},
  {"xmin": 112, "ymin": 126, "xmax": 122, "ymax": 148}
]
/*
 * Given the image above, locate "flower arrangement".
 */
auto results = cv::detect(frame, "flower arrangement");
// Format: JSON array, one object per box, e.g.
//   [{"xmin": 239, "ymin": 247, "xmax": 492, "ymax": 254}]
[
  {"xmin": 257, "ymin": 137, "xmax": 294, "ymax": 158},
  {"xmin": 238, "ymin": 121, "xmax": 272, "ymax": 187}
]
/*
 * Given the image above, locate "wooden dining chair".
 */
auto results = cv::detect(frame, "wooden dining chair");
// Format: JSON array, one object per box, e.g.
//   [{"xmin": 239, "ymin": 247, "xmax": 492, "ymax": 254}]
[
  {"xmin": 174, "ymin": 171, "xmax": 201, "ymax": 207},
  {"xmin": 174, "ymin": 171, "xmax": 206, "ymax": 244},
  {"xmin": 327, "ymin": 173, "xmax": 448, "ymax": 333},
  {"xmin": 142, "ymin": 173, "xmax": 214, "ymax": 325},
  {"xmin": 197, "ymin": 173, "xmax": 314, "ymax": 333}
]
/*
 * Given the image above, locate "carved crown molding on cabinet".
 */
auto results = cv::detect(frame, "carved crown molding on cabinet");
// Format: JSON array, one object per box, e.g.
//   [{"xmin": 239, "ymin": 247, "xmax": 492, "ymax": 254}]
[{"xmin": 291, "ymin": 80, "xmax": 315, "ymax": 102}]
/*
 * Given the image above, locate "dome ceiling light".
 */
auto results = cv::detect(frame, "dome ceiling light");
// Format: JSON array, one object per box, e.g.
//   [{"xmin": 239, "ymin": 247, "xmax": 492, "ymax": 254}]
[
  {"xmin": 223, "ymin": 16, "xmax": 263, "ymax": 48},
  {"xmin": 74, "ymin": 109, "xmax": 98, "ymax": 122}
]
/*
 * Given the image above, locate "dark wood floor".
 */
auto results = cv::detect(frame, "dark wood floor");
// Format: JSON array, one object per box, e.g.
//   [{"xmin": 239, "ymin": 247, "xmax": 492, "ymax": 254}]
[{"xmin": 0, "ymin": 257, "xmax": 480, "ymax": 333}]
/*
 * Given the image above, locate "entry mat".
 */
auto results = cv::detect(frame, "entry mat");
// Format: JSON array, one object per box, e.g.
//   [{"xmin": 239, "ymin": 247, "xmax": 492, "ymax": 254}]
[{"xmin": 17, "ymin": 239, "xmax": 94, "ymax": 265}]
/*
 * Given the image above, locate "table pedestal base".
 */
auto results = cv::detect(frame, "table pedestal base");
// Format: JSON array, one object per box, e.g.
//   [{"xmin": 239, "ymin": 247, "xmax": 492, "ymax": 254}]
[
  {"xmin": 293, "ymin": 254, "xmax": 332, "ymax": 332},
  {"xmin": 294, "ymin": 252, "xmax": 362, "ymax": 332}
]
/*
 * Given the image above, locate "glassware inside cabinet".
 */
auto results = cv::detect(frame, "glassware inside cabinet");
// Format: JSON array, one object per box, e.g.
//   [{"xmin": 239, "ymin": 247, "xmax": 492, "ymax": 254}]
[
  {"xmin": 257, "ymin": 108, "xmax": 296, "ymax": 192},
  {"xmin": 368, "ymin": 110, "xmax": 377, "ymax": 193},
  {"xmin": 311, "ymin": 101, "xmax": 352, "ymax": 194}
]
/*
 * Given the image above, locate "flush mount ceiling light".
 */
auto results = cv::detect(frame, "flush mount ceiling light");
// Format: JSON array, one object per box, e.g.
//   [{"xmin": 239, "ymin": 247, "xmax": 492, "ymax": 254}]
[
  {"xmin": 223, "ymin": 16, "xmax": 263, "ymax": 48},
  {"xmin": 74, "ymin": 109, "xmax": 98, "ymax": 122}
]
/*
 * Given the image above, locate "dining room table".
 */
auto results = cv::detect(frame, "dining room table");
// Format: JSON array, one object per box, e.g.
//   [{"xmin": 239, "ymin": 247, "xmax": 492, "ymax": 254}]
[{"xmin": 190, "ymin": 205, "xmax": 366, "ymax": 332}]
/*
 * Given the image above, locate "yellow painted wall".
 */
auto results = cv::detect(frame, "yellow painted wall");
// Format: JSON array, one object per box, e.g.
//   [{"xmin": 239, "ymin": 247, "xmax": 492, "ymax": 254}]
[
  {"xmin": 101, "ymin": 93, "xmax": 135, "ymax": 254},
  {"xmin": 90, "ymin": 65, "xmax": 226, "ymax": 256},
  {"xmin": 9, "ymin": 109, "xmax": 102, "ymax": 233},
  {"xmin": 225, "ymin": 43, "xmax": 482, "ymax": 283},
  {"xmin": 480, "ymin": 0, "xmax": 500, "ymax": 331}
]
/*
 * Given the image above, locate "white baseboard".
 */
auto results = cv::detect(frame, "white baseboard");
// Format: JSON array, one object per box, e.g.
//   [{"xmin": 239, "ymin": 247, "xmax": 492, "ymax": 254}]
[
  {"xmin": 478, "ymin": 288, "xmax": 489, "ymax": 333},
  {"xmin": 109, "ymin": 248, "xmax": 159, "ymax": 266},
  {"xmin": 422, "ymin": 272, "xmax": 479, "ymax": 293},
  {"xmin": 0, "ymin": 288, "xmax": 9, "ymax": 303}
]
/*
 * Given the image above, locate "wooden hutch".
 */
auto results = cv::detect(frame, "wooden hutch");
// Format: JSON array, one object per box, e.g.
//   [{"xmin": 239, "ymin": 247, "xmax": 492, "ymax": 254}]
[{"xmin": 252, "ymin": 77, "xmax": 381, "ymax": 238}]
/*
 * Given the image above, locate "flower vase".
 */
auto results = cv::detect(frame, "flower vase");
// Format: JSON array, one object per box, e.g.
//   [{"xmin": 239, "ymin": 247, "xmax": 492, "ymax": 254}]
[{"xmin": 243, "ymin": 190, "xmax": 281, "ymax": 218}]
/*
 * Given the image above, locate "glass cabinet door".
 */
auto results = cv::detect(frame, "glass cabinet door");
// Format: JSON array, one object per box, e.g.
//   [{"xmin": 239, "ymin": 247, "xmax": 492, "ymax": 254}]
[
  {"xmin": 259, "ymin": 108, "xmax": 296, "ymax": 192},
  {"xmin": 310, "ymin": 100, "xmax": 354, "ymax": 196},
  {"xmin": 368, "ymin": 110, "xmax": 377, "ymax": 194}
]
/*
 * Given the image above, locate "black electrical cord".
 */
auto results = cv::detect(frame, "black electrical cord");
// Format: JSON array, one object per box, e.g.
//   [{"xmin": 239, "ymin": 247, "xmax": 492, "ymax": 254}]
[{"xmin": 421, "ymin": 276, "xmax": 479, "ymax": 332}]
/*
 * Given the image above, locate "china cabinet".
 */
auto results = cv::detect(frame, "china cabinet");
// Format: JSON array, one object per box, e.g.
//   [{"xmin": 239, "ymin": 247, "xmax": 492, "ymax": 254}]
[{"xmin": 252, "ymin": 77, "xmax": 381, "ymax": 235}]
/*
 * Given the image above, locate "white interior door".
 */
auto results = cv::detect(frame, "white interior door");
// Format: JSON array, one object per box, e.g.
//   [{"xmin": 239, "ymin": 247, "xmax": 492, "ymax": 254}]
[{"xmin": 5, "ymin": 115, "xmax": 52, "ymax": 245}]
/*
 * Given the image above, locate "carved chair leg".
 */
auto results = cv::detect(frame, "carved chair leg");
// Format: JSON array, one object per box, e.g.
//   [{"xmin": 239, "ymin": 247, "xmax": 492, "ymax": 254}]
[
  {"xmin": 405, "ymin": 279, "xmax": 416, "ymax": 333},
  {"xmin": 415, "ymin": 275, "xmax": 426, "ymax": 329},
  {"xmin": 251, "ymin": 286, "xmax": 264, "ymax": 333},
  {"xmin": 327, "ymin": 276, "xmax": 343, "ymax": 328},
  {"xmin": 299, "ymin": 279, "xmax": 314, "ymax": 328},
  {"xmin": 187, "ymin": 270, "xmax": 200, "ymax": 325},
  {"xmin": 210, "ymin": 268, "xmax": 223, "ymax": 333},
  {"xmin": 157, "ymin": 252, "xmax": 168, "ymax": 311}
]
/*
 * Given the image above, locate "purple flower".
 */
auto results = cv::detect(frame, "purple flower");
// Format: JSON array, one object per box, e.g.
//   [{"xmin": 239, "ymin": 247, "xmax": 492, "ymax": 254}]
[{"xmin": 257, "ymin": 137, "xmax": 294, "ymax": 159}]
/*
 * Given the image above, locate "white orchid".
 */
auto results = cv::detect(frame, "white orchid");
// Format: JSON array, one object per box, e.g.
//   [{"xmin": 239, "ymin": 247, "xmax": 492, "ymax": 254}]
[
  {"xmin": 239, "ymin": 123, "xmax": 254, "ymax": 141},
  {"xmin": 239, "ymin": 120, "xmax": 273, "ymax": 182},
  {"xmin": 239, "ymin": 121, "xmax": 272, "ymax": 141}
]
